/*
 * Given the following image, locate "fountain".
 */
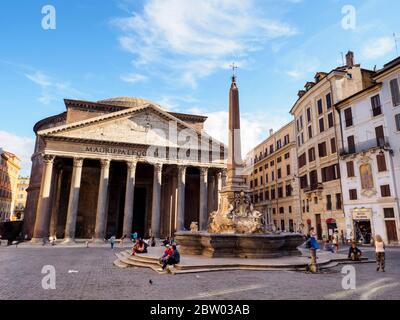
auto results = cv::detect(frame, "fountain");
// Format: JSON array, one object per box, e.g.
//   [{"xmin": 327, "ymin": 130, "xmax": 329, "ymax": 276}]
[{"xmin": 175, "ymin": 71, "xmax": 305, "ymax": 258}]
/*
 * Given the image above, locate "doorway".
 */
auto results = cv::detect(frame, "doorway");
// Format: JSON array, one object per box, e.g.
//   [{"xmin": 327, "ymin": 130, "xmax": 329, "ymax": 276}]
[
  {"xmin": 354, "ymin": 220, "xmax": 372, "ymax": 244},
  {"xmin": 385, "ymin": 220, "xmax": 398, "ymax": 243},
  {"xmin": 132, "ymin": 187, "xmax": 147, "ymax": 239},
  {"xmin": 315, "ymin": 214, "xmax": 322, "ymax": 240}
]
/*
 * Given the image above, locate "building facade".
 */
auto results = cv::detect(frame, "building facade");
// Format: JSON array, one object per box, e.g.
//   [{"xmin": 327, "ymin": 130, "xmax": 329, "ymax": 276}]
[
  {"xmin": 13, "ymin": 176, "xmax": 30, "ymax": 221},
  {"xmin": 0, "ymin": 150, "xmax": 21, "ymax": 222},
  {"xmin": 24, "ymin": 97, "xmax": 226, "ymax": 241},
  {"xmin": 245, "ymin": 121, "xmax": 301, "ymax": 232},
  {"xmin": 336, "ymin": 57, "xmax": 400, "ymax": 244},
  {"xmin": 290, "ymin": 52, "xmax": 374, "ymax": 239}
]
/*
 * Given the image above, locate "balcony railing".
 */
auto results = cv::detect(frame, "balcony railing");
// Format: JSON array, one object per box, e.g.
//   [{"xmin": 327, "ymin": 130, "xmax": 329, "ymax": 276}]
[
  {"xmin": 340, "ymin": 137, "xmax": 390, "ymax": 156},
  {"xmin": 304, "ymin": 183, "xmax": 324, "ymax": 193}
]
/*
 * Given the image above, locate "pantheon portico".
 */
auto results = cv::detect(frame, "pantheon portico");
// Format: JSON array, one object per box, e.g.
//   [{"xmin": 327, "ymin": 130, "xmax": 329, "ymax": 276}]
[{"xmin": 24, "ymin": 97, "xmax": 227, "ymax": 242}]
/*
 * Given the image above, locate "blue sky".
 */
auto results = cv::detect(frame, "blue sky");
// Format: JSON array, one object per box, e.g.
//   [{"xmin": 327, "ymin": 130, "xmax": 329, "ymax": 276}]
[{"xmin": 1, "ymin": 0, "xmax": 399, "ymax": 175}]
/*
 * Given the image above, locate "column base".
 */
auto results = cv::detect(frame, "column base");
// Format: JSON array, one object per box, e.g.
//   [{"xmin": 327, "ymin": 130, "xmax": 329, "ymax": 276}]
[
  {"xmin": 61, "ymin": 238, "xmax": 76, "ymax": 245},
  {"xmin": 30, "ymin": 238, "xmax": 48, "ymax": 245},
  {"xmin": 92, "ymin": 238, "xmax": 107, "ymax": 244}
]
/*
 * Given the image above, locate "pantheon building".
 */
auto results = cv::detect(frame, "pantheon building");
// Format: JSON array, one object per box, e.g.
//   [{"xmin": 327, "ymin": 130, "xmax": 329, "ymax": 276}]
[{"xmin": 24, "ymin": 97, "xmax": 226, "ymax": 242}]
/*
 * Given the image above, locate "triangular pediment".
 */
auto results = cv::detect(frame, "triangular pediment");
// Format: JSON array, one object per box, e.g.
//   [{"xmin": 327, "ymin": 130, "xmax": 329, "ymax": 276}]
[{"xmin": 39, "ymin": 104, "xmax": 224, "ymax": 150}]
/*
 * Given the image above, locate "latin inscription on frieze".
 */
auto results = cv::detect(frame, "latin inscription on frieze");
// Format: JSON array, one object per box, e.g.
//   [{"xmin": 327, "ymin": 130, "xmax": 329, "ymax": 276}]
[{"xmin": 85, "ymin": 146, "xmax": 147, "ymax": 157}]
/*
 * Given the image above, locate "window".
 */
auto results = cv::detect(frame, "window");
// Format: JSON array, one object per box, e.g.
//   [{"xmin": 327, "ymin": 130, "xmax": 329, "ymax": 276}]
[
  {"xmin": 347, "ymin": 161, "xmax": 355, "ymax": 177},
  {"xmin": 330, "ymin": 138, "xmax": 337, "ymax": 154},
  {"xmin": 279, "ymin": 207, "xmax": 284, "ymax": 214},
  {"xmin": 289, "ymin": 206, "xmax": 292, "ymax": 214},
  {"xmin": 314, "ymin": 197, "xmax": 318, "ymax": 204},
  {"xmin": 319, "ymin": 118, "xmax": 325, "ymax": 133},
  {"xmin": 381, "ymin": 185, "xmax": 391, "ymax": 197},
  {"xmin": 371, "ymin": 95, "xmax": 382, "ymax": 117},
  {"xmin": 349, "ymin": 189, "xmax": 357, "ymax": 200},
  {"xmin": 277, "ymin": 140, "xmax": 282, "ymax": 150},
  {"xmin": 271, "ymin": 171, "xmax": 275, "ymax": 181},
  {"xmin": 301, "ymin": 132, "xmax": 304, "ymax": 144},
  {"xmin": 286, "ymin": 164, "xmax": 291, "ymax": 176},
  {"xmin": 317, "ymin": 99, "xmax": 323, "ymax": 115},
  {"xmin": 326, "ymin": 93, "xmax": 332, "ymax": 109},
  {"xmin": 321, "ymin": 164, "xmax": 340, "ymax": 182},
  {"xmin": 318, "ymin": 142, "xmax": 327, "ymax": 157},
  {"xmin": 390, "ymin": 78, "xmax": 400, "ymax": 107},
  {"xmin": 377, "ymin": 153, "xmax": 387, "ymax": 172},
  {"xmin": 307, "ymin": 108, "xmax": 312, "ymax": 122},
  {"xmin": 300, "ymin": 116, "xmax": 304, "ymax": 129},
  {"xmin": 271, "ymin": 189, "xmax": 276, "ymax": 200},
  {"xmin": 308, "ymin": 148, "xmax": 316, "ymax": 162},
  {"xmin": 269, "ymin": 145, "xmax": 274, "ymax": 154},
  {"xmin": 328, "ymin": 113, "xmax": 334, "ymax": 128},
  {"xmin": 375, "ymin": 125, "xmax": 385, "ymax": 146},
  {"xmin": 348, "ymin": 136, "xmax": 356, "ymax": 154},
  {"xmin": 395, "ymin": 114, "xmax": 400, "ymax": 131},
  {"xmin": 278, "ymin": 187, "xmax": 283, "ymax": 198},
  {"xmin": 265, "ymin": 190, "xmax": 270, "ymax": 200},
  {"xmin": 300, "ymin": 175, "xmax": 308, "ymax": 189},
  {"xmin": 277, "ymin": 168, "xmax": 282, "ymax": 179},
  {"xmin": 326, "ymin": 195, "xmax": 332, "ymax": 211},
  {"xmin": 260, "ymin": 176, "xmax": 263, "ymax": 185},
  {"xmin": 336, "ymin": 193, "xmax": 342, "ymax": 210},
  {"xmin": 298, "ymin": 153, "xmax": 307, "ymax": 168},
  {"xmin": 265, "ymin": 174, "xmax": 269, "ymax": 183},
  {"xmin": 344, "ymin": 108, "xmax": 353, "ymax": 127},
  {"xmin": 284, "ymin": 135, "xmax": 290, "ymax": 145},
  {"xmin": 270, "ymin": 160, "xmax": 275, "ymax": 166},
  {"xmin": 308, "ymin": 126, "xmax": 313, "ymax": 139},
  {"xmin": 277, "ymin": 156, "xmax": 282, "ymax": 163},
  {"xmin": 384, "ymin": 208, "xmax": 395, "ymax": 218},
  {"xmin": 286, "ymin": 184, "xmax": 292, "ymax": 196},
  {"xmin": 259, "ymin": 192, "xmax": 264, "ymax": 202},
  {"xmin": 254, "ymin": 178, "xmax": 258, "ymax": 187},
  {"xmin": 309, "ymin": 170, "xmax": 318, "ymax": 189},
  {"xmin": 284, "ymin": 152, "xmax": 290, "ymax": 159}
]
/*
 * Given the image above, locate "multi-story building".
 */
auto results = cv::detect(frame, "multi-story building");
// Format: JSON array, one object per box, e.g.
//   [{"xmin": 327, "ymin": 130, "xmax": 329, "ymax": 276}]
[
  {"xmin": 336, "ymin": 56, "xmax": 400, "ymax": 245},
  {"xmin": 13, "ymin": 176, "xmax": 30, "ymax": 221},
  {"xmin": 245, "ymin": 121, "xmax": 300, "ymax": 232},
  {"xmin": 0, "ymin": 149, "xmax": 21, "ymax": 221},
  {"xmin": 290, "ymin": 52, "xmax": 374, "ymax": 240}
]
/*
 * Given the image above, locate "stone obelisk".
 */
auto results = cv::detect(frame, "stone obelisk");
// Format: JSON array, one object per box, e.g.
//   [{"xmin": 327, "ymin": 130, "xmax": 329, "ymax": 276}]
[
  {"xmin": 208, "ymin": 71, "xmax": 262, "ymax": 234},
  {"xmin": 225, "ymin": 73, "xmax": 248, "ymax": 192}
]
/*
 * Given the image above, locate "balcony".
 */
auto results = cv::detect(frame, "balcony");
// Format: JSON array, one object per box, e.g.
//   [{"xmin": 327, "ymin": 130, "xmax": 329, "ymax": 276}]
[
  {"xmin": 304, "ymin": 183, "xmax": 324, "ymax": 194},
  {"xmin": 340, "ymin": 137, "xmax": 390, "ymax": 156}
]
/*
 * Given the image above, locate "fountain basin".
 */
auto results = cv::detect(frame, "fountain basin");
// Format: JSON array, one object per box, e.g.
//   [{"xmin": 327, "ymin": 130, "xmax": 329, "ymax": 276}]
[{"xmin": 175, "ymin": 232, "xmax": 305, "ymax": 259}]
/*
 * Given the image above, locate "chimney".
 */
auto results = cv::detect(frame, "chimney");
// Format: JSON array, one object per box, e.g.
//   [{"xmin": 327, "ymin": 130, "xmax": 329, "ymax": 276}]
[
  {"xmin": 346, "ymin": 51, "xmax": 355, "ymax": 67},
  {"xmin": 269, "ymin": 129, "xmax": 274, "ymax": 136}
]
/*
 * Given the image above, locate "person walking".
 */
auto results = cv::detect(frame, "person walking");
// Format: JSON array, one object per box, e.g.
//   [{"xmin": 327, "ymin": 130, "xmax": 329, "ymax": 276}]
[
  {"xmin": 332, "ymin": 230, "xmax": 340, "ymax": 253},
  {"xmin": 109, "ymin": 235, "xmax": 116, "ymax": 250},
  {"xmin": 375, "ymin": 235, "xmax": 386, "ymax": 272}
]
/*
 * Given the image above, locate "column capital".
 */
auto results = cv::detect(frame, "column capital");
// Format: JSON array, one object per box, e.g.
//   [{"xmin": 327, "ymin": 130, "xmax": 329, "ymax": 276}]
[
  {"xmin": 199, "ymin": 167, "xmax": 209, "ymax": 176},
  {"xmin": 42, "ymin": 154, "xmax": 55, "ymax": 164},
  {"xmin": 126, "ymin": 160, "xmax": 138, "ymax": 170},
  {"xmin": 153, "ymin": 163, "xmax": 163, "ymax": 173},
  {"xmin": 100, "ymin": 159, "xmax": 111, "ymax": 169},
  {"xmin": 73, "ymin": 158, "xmax": 84, "ymax": 168},
  {"xmin": 178, "ymin": 165, "xmax": 187, "ymax": 173}
]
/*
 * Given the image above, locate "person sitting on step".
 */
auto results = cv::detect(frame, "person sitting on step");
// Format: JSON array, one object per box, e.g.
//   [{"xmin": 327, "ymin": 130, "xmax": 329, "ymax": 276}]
[
  {"xmin": 348, "ymin": 242, "xmax": 362, "ymax": 261},
  {"xmin": 161, "ymin": 244, "xmax": 180, "ymax": 271},
  {"xmin": 132, "ymin": 238, "xmax": 147, "ymax": 255}
]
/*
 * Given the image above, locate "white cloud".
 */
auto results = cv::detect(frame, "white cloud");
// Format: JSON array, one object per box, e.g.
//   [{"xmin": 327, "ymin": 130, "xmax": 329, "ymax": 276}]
[
  {"xmin": 25, "ymin": 71, "xmax": 88, "ymax": 105},
  {"xmin": 0, "ymin": 131, "xmax": 35, "ymax": 176},
  {"xmin": 120, "ymin": 73, "xmax": 148, "ymax": 83},
  {"xmin": 362, "ymin": 37, "xmax": 395, "ymax": 60},
  {"xmin": 112, "ymin": 0, "xmax": 297, "ymax": 86},
  {"xmin": 204, "ymin": 110, "xmax": 291, "ymax": 158}
]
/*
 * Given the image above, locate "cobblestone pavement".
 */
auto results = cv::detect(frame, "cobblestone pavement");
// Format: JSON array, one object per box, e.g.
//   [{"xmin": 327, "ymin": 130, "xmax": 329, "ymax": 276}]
[{"xmin": 0, "ymin": 245, "xmax": 399, "ymax": 300}]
